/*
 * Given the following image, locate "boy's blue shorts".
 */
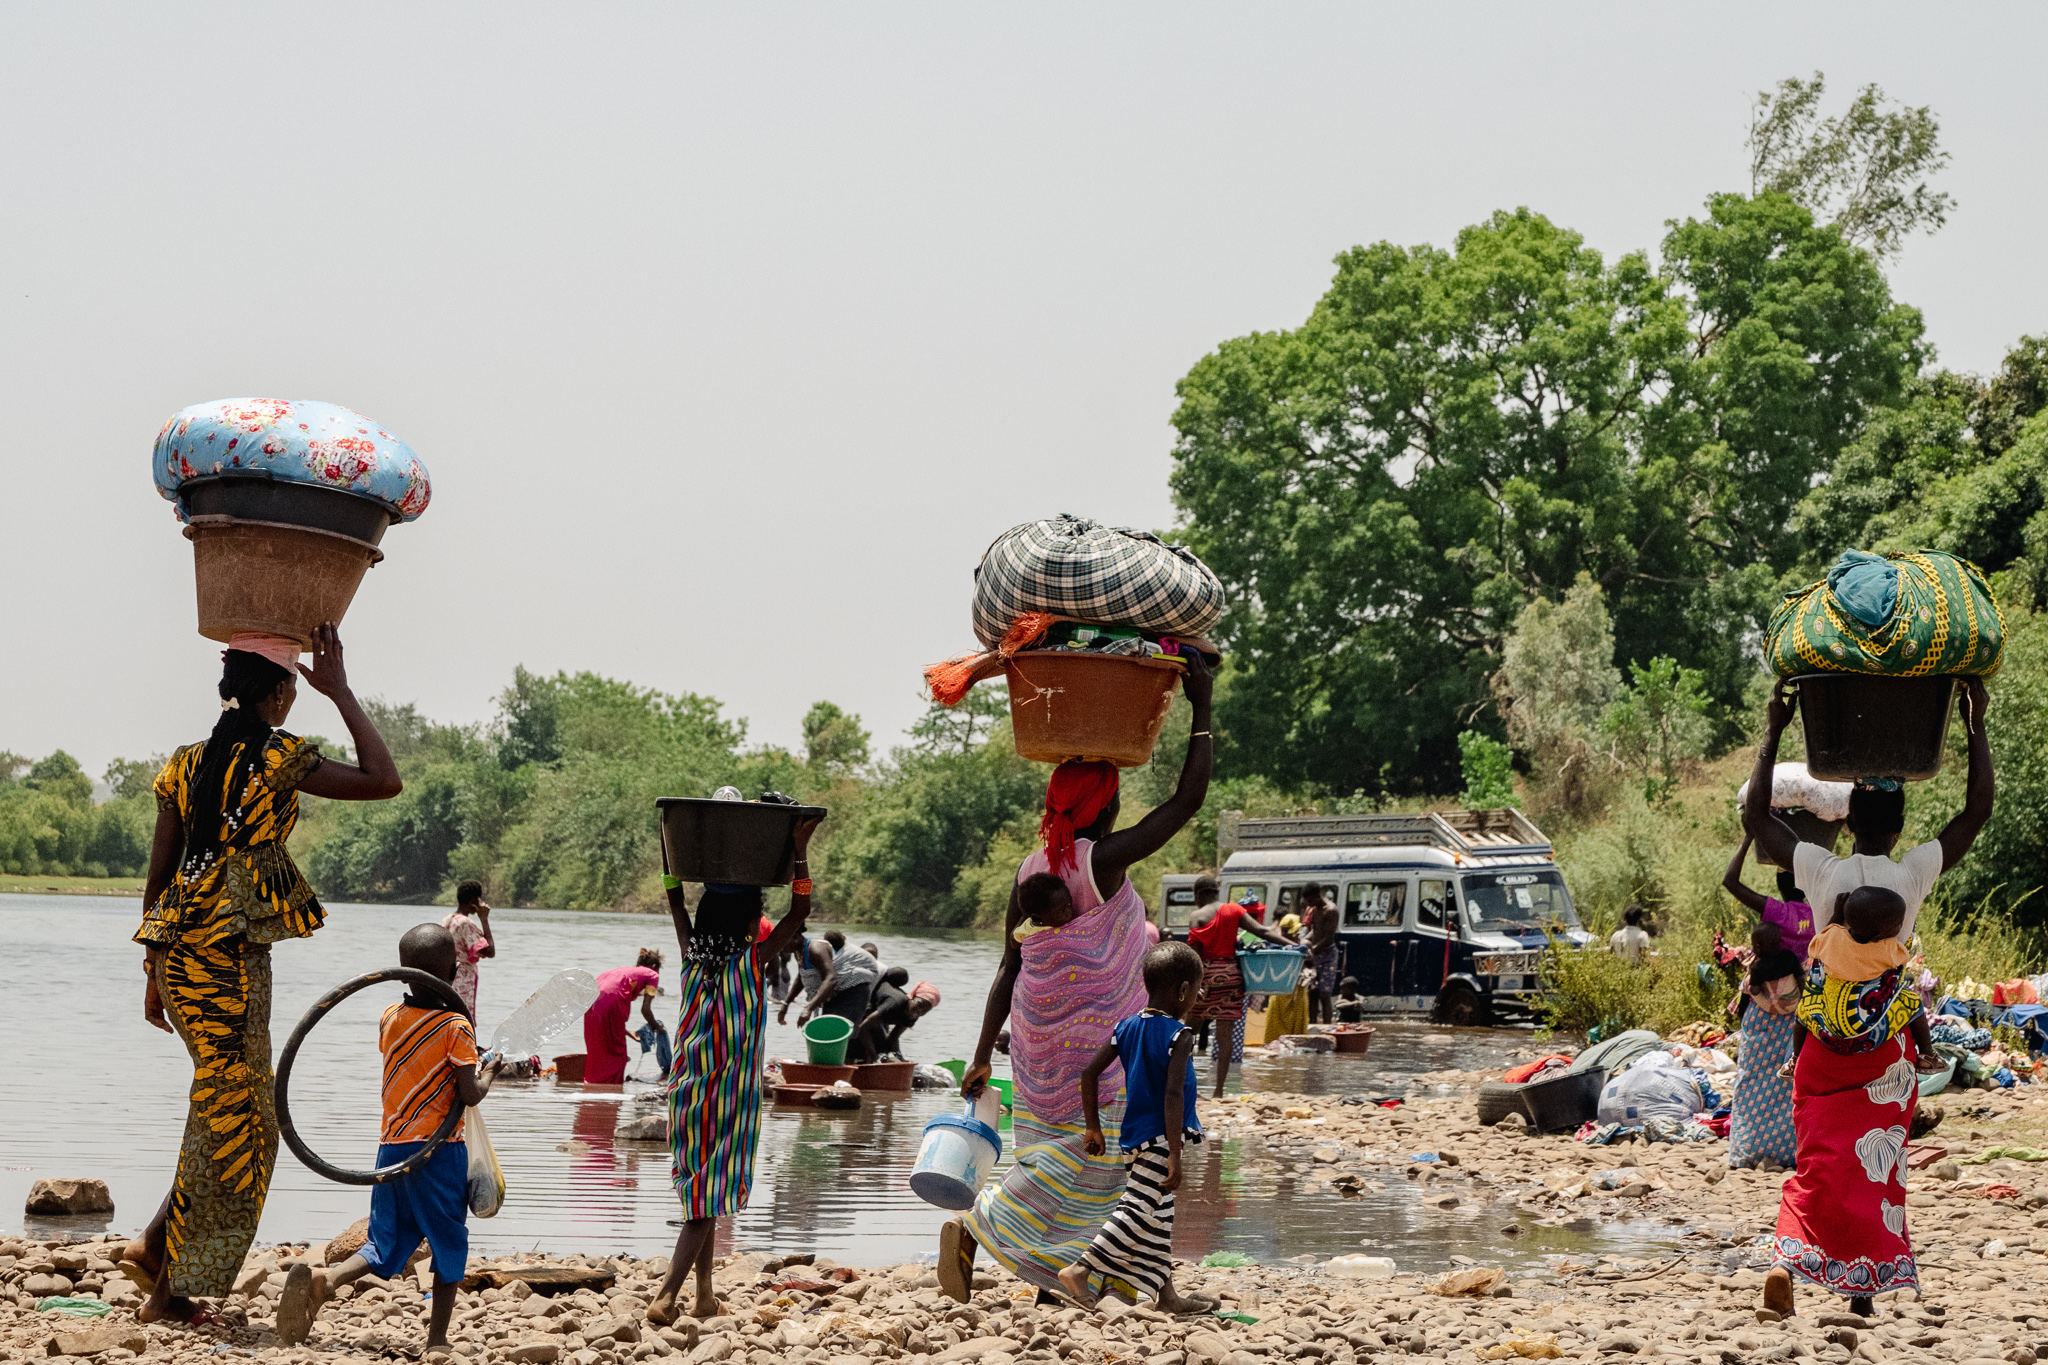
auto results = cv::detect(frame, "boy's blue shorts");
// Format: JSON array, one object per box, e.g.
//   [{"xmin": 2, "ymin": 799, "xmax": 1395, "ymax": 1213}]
[{"xmin": 360, "ymin": 1140, "xmax": 469, "ymax": 1284}]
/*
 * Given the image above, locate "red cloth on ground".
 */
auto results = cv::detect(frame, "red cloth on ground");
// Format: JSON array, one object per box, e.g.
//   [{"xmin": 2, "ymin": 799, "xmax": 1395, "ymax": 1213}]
[
  {"xmin": 1039, "ymin": 761, "xmax": 1119, "ymax": 874},
  {"xmin": 582, "ymin": 965, "xmax": 659, "ymax": 1085},
  {"xmin": 1772, "ymin": 1034, "xmax": 1920, "ymax": 1298},
  {"xmin": 1503, "ymin": 1055, "xmax": 1573, "ymax": 1085}
]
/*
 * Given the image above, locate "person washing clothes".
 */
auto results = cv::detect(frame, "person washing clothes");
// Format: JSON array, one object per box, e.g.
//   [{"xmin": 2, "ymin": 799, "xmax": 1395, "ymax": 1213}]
[
  {"xmin": 1056, "ymin": 941, "xmax": 1214, "ymax": 1314},
  {"xmin": 583, "ymin": 950, "xmax": 665, "ymax": 1084},
  {"xmin": 276, "ymin": 923, "xmax": 502, "ymax": 1351}
]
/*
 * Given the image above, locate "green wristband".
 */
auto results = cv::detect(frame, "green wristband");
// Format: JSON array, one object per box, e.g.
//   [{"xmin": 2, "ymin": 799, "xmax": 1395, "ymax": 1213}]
[{"xmin": 662, "ymin": 874, "xmax": 681, "ymax": 890}]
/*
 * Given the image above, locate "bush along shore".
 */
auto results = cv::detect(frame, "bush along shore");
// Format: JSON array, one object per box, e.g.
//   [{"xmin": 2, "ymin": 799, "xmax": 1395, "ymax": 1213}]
[{"xmin": 8, "ymin": 1079, "xmax": 2048, "ymax": 1365}]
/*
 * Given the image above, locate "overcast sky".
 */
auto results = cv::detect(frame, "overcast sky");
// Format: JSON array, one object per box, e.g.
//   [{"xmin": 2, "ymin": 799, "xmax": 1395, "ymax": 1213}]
[{"xmin": 5, "ymin": 3, "xmax": 2045, "ymax": 778}]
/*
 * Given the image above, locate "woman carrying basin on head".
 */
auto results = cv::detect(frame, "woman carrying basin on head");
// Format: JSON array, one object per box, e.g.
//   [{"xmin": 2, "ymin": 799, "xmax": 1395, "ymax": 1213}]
[
  {"xmin": 938, "ymin": 655, "xmax": 1218, "ymax": 1305},
  {"xmin": 126, "ymin": 625, "xmax": 402, "ymax": 1329}
]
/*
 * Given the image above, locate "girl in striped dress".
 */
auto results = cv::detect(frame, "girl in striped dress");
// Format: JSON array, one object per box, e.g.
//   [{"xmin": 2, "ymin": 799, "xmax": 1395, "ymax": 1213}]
[
  {"xmin": 1058, "ymin": 942, "xmax": 1214, "ymax": 1312},
  {"xmin": 648, "ymin": 812, "xmax": 823, "ymax": 1326}
]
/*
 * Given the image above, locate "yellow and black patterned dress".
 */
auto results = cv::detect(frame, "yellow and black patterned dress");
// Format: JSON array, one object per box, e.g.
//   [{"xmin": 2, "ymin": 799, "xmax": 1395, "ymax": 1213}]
[{"xmin": 135, "ymin": 731, "xmax": 322, "ymax": 1298}]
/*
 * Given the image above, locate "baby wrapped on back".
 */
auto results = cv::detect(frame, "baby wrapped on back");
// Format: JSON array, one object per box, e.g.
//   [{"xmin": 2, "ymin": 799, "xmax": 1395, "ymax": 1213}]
[{"xmin": 1779, "ymin": 886, "xmax": 1944, "ymax": 1079}]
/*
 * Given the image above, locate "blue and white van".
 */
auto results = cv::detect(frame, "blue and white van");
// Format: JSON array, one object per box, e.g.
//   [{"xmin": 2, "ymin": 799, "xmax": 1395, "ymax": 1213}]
[{"xmin": 1160, "ymin": 808, "xmax": 1587, "ymax": 1025}]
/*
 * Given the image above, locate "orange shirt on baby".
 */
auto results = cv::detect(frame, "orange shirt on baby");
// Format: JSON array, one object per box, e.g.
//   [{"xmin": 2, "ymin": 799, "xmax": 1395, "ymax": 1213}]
[
  {"xmin": 1805, "ymin": 923, "xmax": 1910, "ymax": 984},
  {"xmin": 380, "ymin": 1002, "xmax": 479, "ymax": 1143}
]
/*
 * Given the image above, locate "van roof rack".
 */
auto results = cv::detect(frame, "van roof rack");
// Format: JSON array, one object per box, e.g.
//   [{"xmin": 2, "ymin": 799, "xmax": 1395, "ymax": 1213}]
[{"xmin": 1230, "ymin": 808, "xmax": 1551, "ymax": 859}]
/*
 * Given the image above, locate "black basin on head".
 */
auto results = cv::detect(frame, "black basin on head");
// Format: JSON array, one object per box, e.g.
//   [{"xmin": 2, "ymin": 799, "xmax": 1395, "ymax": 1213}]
[
  {"xmin": 657, "ymin": 798, "xmax": 828, "ymax": 887},
  {"xmin": 180, "ymin": 473, "xmax": 395, "ymax": 546}
]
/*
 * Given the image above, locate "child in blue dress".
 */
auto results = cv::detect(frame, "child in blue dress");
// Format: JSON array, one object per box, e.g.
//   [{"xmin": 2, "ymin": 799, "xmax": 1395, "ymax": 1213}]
[{"xmin": 1057, "ymin": 941, "xmax": 1216, "ymax": 1313}]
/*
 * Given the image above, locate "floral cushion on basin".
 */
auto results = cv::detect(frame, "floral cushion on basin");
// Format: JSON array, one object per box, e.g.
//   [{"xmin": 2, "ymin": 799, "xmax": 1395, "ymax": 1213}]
[{"xmin": 153, "ymin": 398, "xmax": 431, "ymax": 521}]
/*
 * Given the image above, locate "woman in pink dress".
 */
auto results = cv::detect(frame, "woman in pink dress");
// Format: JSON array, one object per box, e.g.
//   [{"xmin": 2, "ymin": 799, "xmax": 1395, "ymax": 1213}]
[
  {"xmin": 941, "ymin": 654, "xmax": 1215, "ymax": 1305},
  {"xmin": 582, "ymin": 949, "xmax": 666, "ymax": 1084}
]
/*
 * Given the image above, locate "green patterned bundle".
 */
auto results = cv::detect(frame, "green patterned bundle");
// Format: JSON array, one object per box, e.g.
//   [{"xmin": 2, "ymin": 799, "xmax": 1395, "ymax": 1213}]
[{"xmin": 1764, "ymin": 549, "xmax": 2004, "ymax": 679}]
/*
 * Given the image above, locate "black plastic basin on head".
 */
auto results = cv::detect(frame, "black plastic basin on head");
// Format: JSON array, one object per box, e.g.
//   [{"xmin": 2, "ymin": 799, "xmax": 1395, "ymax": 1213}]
[
  {"xmin": 656, "ymin": 798, "xmax": 828, "ymax": 887},
  {"xmin": 180, "ymin": 474, "xmax": 395, "ymax": 546},
  {"xmin": 1795, "ymin": 672, "xmax": 1959, "ymax": 783}
]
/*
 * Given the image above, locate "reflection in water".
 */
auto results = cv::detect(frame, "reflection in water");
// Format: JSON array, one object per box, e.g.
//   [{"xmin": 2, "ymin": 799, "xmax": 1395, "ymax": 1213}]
[{"xmin": 1, "ymin": 895, "xmax": 1662, "ymax": 1269}]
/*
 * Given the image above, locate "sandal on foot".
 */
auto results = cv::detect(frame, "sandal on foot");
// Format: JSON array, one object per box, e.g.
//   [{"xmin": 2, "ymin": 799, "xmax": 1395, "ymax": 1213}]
[
  {"xmin": 938, "ymin": 1219, "xmax": 973, "ymax": 1305},
  {"xmin": 117, "ymin": 1239, "xmax": 161, "ymax": 1296},
  {"xmin": 277, "ymin": 1263, "xmax": 320, "ymax": 1346}
]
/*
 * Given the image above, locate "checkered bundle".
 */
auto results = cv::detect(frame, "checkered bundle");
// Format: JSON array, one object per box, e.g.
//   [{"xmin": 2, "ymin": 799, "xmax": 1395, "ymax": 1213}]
[{"xmin": 970, "ymin": 514, "xmax": 1225, "ymax": 649}]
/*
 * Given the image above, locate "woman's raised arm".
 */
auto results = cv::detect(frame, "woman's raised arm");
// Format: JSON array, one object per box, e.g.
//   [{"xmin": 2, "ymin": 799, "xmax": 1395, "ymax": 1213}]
[
  {"xmin": 293, "ymin": 624, "xmax": 403, "ymax": 801},
  {"xmin": 1092, "ymin": 653, "xmax": 1214, "ymax": 892}
]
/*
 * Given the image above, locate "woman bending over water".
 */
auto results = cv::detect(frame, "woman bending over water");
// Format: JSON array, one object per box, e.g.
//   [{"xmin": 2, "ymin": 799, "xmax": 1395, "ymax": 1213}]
[{"xmin": 126, "ymin": 626, "xmax": 401, "ymax": 1327}]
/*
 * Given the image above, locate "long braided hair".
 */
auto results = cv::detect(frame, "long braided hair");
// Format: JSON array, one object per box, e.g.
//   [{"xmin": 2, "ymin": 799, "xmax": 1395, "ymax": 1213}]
[{"xmin": 180, "ymin": 649, "xmax": 294, "ymax": 874}]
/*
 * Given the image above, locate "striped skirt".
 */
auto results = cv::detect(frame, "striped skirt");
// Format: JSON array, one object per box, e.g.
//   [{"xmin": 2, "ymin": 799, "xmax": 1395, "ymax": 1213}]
[
  {"xmin": 666, "ymin": 948, "xmax": 765, "ymax": 1218},
  {"xmin": 1077, "ymin": 1136, "xmax": 1180, "ymax": 1298},
  {"xmin": 965, "ymin": 1103, "xmax": 1132, "ymax": 1297}
]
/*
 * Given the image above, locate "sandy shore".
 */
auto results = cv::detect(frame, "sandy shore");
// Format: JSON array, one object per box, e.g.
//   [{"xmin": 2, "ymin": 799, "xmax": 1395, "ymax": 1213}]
[{"xmin": 5, "ymin": 1081, "xmax": 2046, "ymax": 1365}]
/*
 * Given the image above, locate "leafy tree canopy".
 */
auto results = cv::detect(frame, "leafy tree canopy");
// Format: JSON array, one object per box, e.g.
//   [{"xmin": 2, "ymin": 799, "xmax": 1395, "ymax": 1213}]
[{"xmin": 1171, "ymin": 192, "xmax": 1920, "ymax": 793}]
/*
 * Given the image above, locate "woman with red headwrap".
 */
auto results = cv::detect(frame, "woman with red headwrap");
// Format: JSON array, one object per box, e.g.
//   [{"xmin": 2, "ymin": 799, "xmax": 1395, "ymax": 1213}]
[{"xmin": 939, "ymin": 655, "xmax": 1216, "ymax": 1306}]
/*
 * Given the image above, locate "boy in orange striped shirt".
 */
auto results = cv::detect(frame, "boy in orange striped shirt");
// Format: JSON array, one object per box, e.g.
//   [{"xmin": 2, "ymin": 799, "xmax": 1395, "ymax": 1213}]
[{"xmin": 279, "ymin": 924, "xmax": 501, "ymax": 1350}]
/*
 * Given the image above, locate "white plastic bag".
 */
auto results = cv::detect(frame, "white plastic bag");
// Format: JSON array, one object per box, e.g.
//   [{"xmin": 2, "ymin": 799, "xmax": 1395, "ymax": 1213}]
[
  {"xmin": 1598, "ymin": 1059, "xmax": 1708, "ymax": 1126},
  {"xmin": 466, "ymin": 1107, "xmax": 506, "ymax": 1219}
]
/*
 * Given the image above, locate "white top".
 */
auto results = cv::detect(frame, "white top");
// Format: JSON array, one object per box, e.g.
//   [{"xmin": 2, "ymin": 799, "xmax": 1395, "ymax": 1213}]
[
  {"xmin": 1792, "ymin": 840, "xmax": 1945, "ymax": 941},
  {"xmin": 1609, "ymin": 925, "xmax": 1650, "ymax": 964}
]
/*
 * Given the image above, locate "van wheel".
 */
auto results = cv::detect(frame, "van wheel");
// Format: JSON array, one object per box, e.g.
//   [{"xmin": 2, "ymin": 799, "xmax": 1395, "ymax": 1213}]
[{"xmin": 1434, "ymin": 984, "xmax": 1489, "ymax": 1027}]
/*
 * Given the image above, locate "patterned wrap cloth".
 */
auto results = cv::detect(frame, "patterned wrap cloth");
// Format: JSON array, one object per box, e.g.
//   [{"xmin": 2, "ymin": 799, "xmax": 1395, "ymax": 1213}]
[
  {"xmin": 965, "ymin": 839, "xmax": 1151, "ymax": 1295},
  {"xmin": 665, "ymin": 941, "xmax": 766, "ymax": 1219},
  {"xmin": 135, "ymin": 732, "xmax": 323, "ymax": 1298},
  {"xmin": 1727, "ymin": 1005, "xmax": 1798, "ymax": 1170},
  {"xmin": 1765, "ymin": 549, "xmax": 2003, "ymax": 679},
  {"xmin": 153, "ymin": 397, "xmax": 431, "ymax": 522},
  {"xmin": 971, "ymin": 514, "xmax": 1225, "ymax": 650},
  {"xmin": 1773, "ymin": 1029, "xmax": 1921, "ymax": 1297}
]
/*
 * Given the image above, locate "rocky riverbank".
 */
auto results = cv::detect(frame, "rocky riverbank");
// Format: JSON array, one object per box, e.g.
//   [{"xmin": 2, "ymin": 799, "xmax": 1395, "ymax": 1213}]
[{"xmin": 6, "ymin": 1082, "xmax": 2048, "ymax": 1365}]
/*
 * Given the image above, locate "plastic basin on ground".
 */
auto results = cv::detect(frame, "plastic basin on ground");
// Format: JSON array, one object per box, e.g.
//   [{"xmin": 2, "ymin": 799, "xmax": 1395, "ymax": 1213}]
[
  {"xmin": 803, "ymin": 1015, "xmax": 854, "ymax": 1066},
  {"xmin": 853, "ymin": 1061, "xmax": 915, "ymax": 1092},
  {"xmin": 552, "ymin": 1053, "xmax": 587, "ymax": 1084},
  {"xmin": 780, "ymin": 1060, "xmax": 856, "ymax": 1087},
  {"xmin": 1332, "ymin": 1028, "xmax": 1375, "ymax": 1055}
]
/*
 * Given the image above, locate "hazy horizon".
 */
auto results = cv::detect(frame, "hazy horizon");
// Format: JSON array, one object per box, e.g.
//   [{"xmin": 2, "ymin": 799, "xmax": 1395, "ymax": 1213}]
[{"xmin": 5, "ymin": 4, "xmax": 2045, "ymax": 778}]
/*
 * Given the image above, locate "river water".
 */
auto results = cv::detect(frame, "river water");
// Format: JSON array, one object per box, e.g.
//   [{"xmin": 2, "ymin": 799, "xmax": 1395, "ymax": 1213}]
[{"xmin": 0, "ymin": 896, "xmax": 1682, "ymax": 1273}]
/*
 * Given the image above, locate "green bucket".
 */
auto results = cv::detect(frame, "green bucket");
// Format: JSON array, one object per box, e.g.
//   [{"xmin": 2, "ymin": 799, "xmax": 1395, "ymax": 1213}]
[
  {"xmin": 937, "ymin": 1060, "xmax": 1012, "ymax": 1114},
  {"xmin": 803, "ymin": 1014, "xmax": 854, "ymax": 1066}
]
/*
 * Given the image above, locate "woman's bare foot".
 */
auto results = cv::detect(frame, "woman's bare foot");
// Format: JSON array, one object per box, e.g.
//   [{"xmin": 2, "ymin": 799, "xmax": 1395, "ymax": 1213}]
[
  {"xmin": 1055, "ymin": 1264, "xmax": 1099, "ymax": 1309},
  {"xmin": 1757, "ymin": 1266, "xmax": 1794, "ymax": 1322},
  {"xmin": 116, "ymin": 1239, "xmax": 160, "ymax": 1296},
  {"xmin": 689, "ymin": 1289, "xmax": 722, "ymax": 1320},
  {"xmin": 938, "ymin": 1219, "xmax": 977, "ymax": 1305},
  {"xmin": 646, "ymin": 1293, "xmax": 678, "ymax": 1327},
  {"xmin": 1849, "ymin": 1295, "xmax": 1874, "ymax": 1318}
]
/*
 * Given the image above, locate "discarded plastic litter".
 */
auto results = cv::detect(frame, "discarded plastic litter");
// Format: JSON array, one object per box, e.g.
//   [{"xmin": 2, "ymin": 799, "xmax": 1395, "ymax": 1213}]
[{"xmin": 1200, "ymin": 1251, "xmax": 1255, "ymax": 1267}]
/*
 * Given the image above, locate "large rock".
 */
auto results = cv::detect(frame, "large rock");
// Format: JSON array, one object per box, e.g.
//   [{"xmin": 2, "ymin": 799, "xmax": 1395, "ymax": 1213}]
[
  {"xmin": 43, "ymin": 1325, "xmax": 148, "ymax": 1357},
  {"xmin": 22, "ymin": 1273, "xmax": 73, "ymax": 1297},
  {"xmin": 328, "ymin": 1216, "xmax": 371, "ymax": 1262},
  {"xmin": 24, "ymin": 1180, "xmax": 113, "ymax": 1216},
  {"xmin": 615, "ymin": 1114, "xmax": 669, "ymax": 1142}
]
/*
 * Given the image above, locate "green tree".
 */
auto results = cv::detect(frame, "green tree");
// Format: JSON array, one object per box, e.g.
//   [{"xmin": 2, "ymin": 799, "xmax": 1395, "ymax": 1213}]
[
  {"xmin": 1600, "ymin": 657, "xmax": 1712, "ymax": 804},
  {"xmin": 1489, "ymin": 575, "xmax": 1622, "ymax": 818},
  {"xmin": 1169, "ymin": 191, "xmax": 1919, "ymax": 794},
  {"xmin": 1747, "ymin": 72, "xmax": 1954, "ymax": 261},
  {"xmin": 104, "ymin": 756, "xmax": 163, "ymax": 802},
  {"xmin": 25, "ymin": 751, "xmax": 92, "ymax": 806},
  {"xmin": 802, "ymin": 702, "xmax": 871, "ymax": 775},
  {"xmin": 1456, "ymin": 731, "xmax": 1517, "ymax": 809}
]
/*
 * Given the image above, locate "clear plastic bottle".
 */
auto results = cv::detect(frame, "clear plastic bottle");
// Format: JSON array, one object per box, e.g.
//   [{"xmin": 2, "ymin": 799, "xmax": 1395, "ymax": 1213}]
[{"xmin": 486, "ymin": 969, "xmax": 601, "ymax": 1059}]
